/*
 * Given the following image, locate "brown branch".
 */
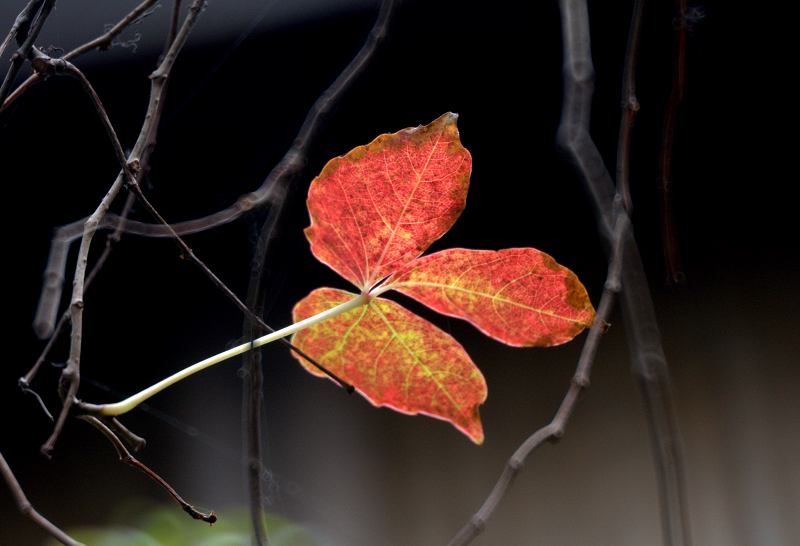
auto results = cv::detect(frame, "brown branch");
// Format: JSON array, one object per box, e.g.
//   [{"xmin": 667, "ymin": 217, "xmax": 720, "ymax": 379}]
[
  {"xmin": 448, "ymin": 208, "xmax": 628, "ymax": 546},
  {"xmin": 0, "ymin": 0, "xmax": 159, "ymax": 114},
  {"xmin": 660, "ymin": 0, "xmax": 690, "ymax": 285},
  {"xmin": 1, "ymin": 449, "xmax": 84, "ymax": 546},
  {"xmin": 241, "ymin": 1, "xmax": 395, "ymax": 543},
  {"xmin": 108, "ymin": 416, "xmax": 147, "ymax": 452},
  {"xmin": 78, "ymin": 416, "xmax": 216, "ymax": 524},
  {"xmin": 40, "ymin": 0, "xmax": 207, "ymax": 458}
]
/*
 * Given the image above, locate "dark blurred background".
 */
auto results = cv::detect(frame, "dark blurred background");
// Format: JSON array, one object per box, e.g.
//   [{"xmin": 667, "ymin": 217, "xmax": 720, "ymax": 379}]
[{"xmin": 1, "ymin": 1, "xmax": 797, "ymax": 545}]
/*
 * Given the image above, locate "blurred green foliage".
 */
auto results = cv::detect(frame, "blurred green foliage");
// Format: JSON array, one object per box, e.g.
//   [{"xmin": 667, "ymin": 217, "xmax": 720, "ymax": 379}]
[{"xmin": 46, "ymin": 499, "xmax": 320, "ymax": 546}]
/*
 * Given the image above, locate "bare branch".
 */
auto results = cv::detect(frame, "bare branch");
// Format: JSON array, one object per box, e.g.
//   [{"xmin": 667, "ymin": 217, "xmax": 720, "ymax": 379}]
[
  {"xmin": 449, "ymin": 1, "xmax": 692, "ymax": 543},
  {"xmin": 0, "ymin": 0, "xmax": 40, "ymax": 60},
  {"xmin": 165, "ymin": 0, "xmax": 184, "ymax": 51},
  {"xmin": 40, "ymin": 0, "xmax": 207, "ymax": 457},
  {"xmin": 1, "ymin": 450, "xmax": 84, "ymax": 546},
  {"xmin": 67, "ymin": 0, "xmax": 160, "ymax": 59},
  {"xmin": 79, "ymin": 416, "xmax": 216, "ymax": 524},
  {"xmin": 125, "ymin": 176, "xmax": 352, "ymax": 389},
  {"xmin": 448, "ymin": 209, "xmax": 629, "ymax": 546},
  {"xmin": 0, "ymin": 0, "xmax": 55, "ymax": 105},
  {"xmin": 616, "ymin": 0, "xmax": 645, "ymax": 213},
  {"xmin": 31, "ymin": 7, "xmax": 346, "ymax": 467},
  {"xmin": 239, "ymin": 1, "xmax": 396, "ymax": 543},
  {"xmin": 107, "ymin": 416, "xmax": 147, "ymax": 452},
  {"xmin": 660, "ymin": 0, "xmax": 693, "ymax": 285},
  {"xmin": 557, "ymin": 2, "xmax": 692, "ymax": 545},
  {"xmin": 0, "ymin": 0, "xmax": 159, "ymax": 114}
]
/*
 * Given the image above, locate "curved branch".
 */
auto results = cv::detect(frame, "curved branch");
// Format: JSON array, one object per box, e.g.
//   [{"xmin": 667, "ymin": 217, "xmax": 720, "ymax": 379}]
[
  {"xmin": 448, "ymin": 211, "xmax": 628, "ymax": 546},
  {"xmin": 79, "ymin": 416, "xmax": 216, "ymax": 524},
  {"xmin": 557, "ymin": 2, "xmax": 692, "ymax": 545}
]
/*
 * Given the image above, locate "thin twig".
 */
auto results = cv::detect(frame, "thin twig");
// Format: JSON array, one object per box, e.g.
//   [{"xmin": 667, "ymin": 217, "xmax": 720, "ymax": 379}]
[
  {"xmin": 660, "ymin": 0, "xmax": 691, "ymax": 285},
  {"xmin": 18, "ymin": 381, "xmax": 54, "ymax": 421},
  {"xmin": 616, "ymin": 0, "xmax": 645, "ymax": 214},
  {"xmin": 1, "ymin": 450, "xmax": 84, "ymax": 546},
  {"xmin": 78, "ymin": 416, "xmax": 216, "ymax": 523},
  {"xmin": 24, "ymin": 0, "xmax": 403, "ymax": 262},
  {"xmin": 26, "ymin": 66, "xmax": 346, "ymax": 408},
  {"xmin": 67, "ymin": 0, "xmax": 159, "ymax": 59},
  {"xmin": 165, "ymin": 0, "xmax": 183, "ymax": 51},
  {"xmin": 448, "ymin": 209, "xmax": 629, "ymax": 546},
  {"xmin": 108, "ymin": 416, "xmax": 147, "ymax": 452},
  {"xmin": 32, "ymin": 17, "xmax": 346, "ymax": 442},
  {"xmin": 0, "ymin": 0, "xmax": 54, "ymax": 105},
  {"xmin": 0, "ymin": 0, "xmax": 40, "ymax": 61},
  {"xmin": 126, "ymin": 178, "xmax": 350, "ymax": 387},
  {"xmin": 40, "ymin": 0, "xmax": 207, "ymax": 457},
  {"xmin": 0, "ymin": 0, "xmax": 160, "ymax": 114}
]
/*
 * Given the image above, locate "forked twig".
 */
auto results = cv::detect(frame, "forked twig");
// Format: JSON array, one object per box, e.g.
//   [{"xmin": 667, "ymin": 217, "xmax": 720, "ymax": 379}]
[
  {"xmin": 449, "ymin": 1, "xmax": 692, "ymax": 543},
  {"xmin": 558, "ymin": 1, "xmax": 692, "ymax": 545},
  {"xmin": 79, "ymin": 416, "xmax": 216, "ymax": 524},
  {"xmin": 40, "ymin": 0, "xmax": 207, "ymax": 458},
  {"xmin": 0, "ymin": 0, "xmax": 159, "ymax": 114}
]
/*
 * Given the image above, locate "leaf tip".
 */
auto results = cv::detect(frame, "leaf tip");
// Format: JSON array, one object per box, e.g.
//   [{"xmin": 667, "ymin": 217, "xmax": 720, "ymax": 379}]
[{"xmin": 468, "ymin": 422, "xmax": 485, "ymax": 445}]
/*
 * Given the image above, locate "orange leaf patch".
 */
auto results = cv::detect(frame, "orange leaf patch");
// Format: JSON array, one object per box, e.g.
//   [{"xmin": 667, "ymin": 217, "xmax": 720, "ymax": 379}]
[
  {"xmin": 292, "ymin": 288, "xmax": 487, "ymax": 444},
  {"xmin": 291, "ymin": 113, "xmax": 595, "ymax": 443},
  {"xmin": 305, "ymin": 112, "xmax": 471, "ymax": 291},
  {"xmin": 384, "ymin": 248, "xmax": 595, "ymax": 347}
]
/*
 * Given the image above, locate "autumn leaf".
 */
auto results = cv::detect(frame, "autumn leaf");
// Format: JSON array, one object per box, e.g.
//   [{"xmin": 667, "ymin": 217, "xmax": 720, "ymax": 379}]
[
  {"xmin": 290, "ymin": 113, "xmax": 595, "ymax": 443},
  {"xmin": 292, "ymin": 288, "xmax": 487, "ymax": 444},
  {"xmin": 305, "ymin": 112, "xmax": 471, "ymax": 291},
  {"xmin": 381, "ymin": 248, "xmax": 595, "ymax": 347}
]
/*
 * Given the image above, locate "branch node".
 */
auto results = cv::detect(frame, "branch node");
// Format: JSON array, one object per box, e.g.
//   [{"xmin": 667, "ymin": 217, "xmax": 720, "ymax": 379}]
[
  {"xmin": 127, "ymin": 157, "xmax": 142, "ymax": 174},
  {"xmin": 469, "ymin": 515, "xmax": 486, "ymax": 533},
  {"xmin": 508, "ymin": 456, "xmax": 524, "ymax": 472},
  {"xmin": 549, "ymin": 423, "xmax": 566, "ymax": 442},
  {"xmin": 573, "ymin": 371, "xmax": 591, "ymax": 388}
]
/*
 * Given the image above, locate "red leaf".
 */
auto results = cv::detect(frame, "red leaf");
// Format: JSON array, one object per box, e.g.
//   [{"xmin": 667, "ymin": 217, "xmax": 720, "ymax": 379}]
[
  {"xmin": 305, "ymin": 113, "xmax": 471, "ymax": 291},
  {"xmin": 383, "ymin": 248, "xmax": 595, "ymax": 347},
  {"xmin": 291, "ymin": 287, "xmax": 487, "ymax": 444}
]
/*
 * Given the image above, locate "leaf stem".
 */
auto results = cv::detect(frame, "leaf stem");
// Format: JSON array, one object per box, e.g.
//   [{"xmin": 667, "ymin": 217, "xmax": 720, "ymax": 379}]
[{"xmin": 95, "ymin": 294, "xmax": 370, "ymax": 417}]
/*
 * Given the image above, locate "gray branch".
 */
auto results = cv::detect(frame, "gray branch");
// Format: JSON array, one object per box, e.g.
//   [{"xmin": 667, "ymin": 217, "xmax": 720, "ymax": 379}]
[
  {"xmin": 40, "ymin": 0, "xmax": 207, "ymax": 458},
  {"xmin": 447, "ymin": 0, "xmax": 692, "ymax": 543}
]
